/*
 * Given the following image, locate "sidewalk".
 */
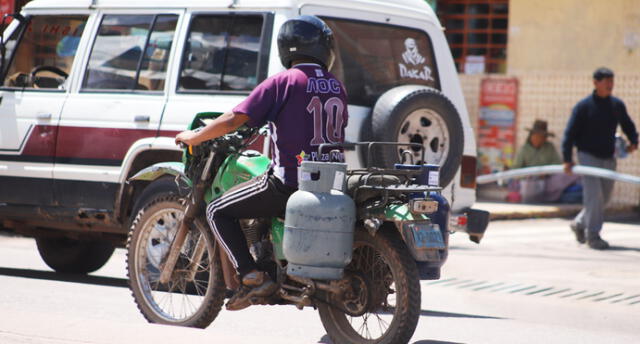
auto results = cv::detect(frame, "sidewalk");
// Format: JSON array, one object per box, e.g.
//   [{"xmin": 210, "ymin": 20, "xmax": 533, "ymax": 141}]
[{"xmin": 474, "ymin": 201, "xmax": 638, "ymax": 220}]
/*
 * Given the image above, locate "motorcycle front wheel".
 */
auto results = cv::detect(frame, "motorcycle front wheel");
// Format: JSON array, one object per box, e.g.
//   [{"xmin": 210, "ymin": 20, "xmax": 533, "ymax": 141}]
[
  {"xmin": 127, "ymin": 194, "xmax": 225, "ymax": 328},
  {"xmin": 318, "ymin": 228, "xmax": 421, "ymax": 344}
]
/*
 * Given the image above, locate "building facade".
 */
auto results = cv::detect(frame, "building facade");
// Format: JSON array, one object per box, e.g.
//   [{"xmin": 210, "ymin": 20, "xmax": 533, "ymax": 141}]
[
  {"xmin": 432, "ymin": 0, "xmax": 640, "ymax": 207},
  {"xmin": 434, "ymin": 0, "xmax": 640, "ymax": 75}
]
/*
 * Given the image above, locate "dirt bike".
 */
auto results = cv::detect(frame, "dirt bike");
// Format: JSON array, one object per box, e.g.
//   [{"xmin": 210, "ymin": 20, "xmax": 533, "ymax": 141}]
[{"xmin": 126, "ymin": 112, "xmax": 453, "ymax": 344}]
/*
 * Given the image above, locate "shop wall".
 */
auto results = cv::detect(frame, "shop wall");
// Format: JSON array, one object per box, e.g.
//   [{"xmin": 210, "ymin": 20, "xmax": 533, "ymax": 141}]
[
  {"xmin": 460, "ymin": 73, "xmax": 640, "ymax": 207},
  {"xmin": 507, "ymin": 0, "xmax": 640, "ymax": 74}
]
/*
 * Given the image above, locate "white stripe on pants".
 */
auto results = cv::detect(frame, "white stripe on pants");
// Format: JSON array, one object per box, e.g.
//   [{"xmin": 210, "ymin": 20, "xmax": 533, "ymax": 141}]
[{"xmin": 206, "ymin": 173, "xmax": 270, "ymax": 269}]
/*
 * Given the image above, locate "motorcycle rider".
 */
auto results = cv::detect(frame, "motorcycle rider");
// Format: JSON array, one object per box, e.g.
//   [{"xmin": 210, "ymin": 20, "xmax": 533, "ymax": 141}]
[{"xmin": 175, "ymin": 15, "xmax": 348, "ymax": 310}]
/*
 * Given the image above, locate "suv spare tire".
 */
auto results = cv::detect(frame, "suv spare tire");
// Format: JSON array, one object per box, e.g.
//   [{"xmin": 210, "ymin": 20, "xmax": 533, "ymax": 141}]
[{"xmin": 370, "ymin": 85, "xmax": 464, "ymax": 187}]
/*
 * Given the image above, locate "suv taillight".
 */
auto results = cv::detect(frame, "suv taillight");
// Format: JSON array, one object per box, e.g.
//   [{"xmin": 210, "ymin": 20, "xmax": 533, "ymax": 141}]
[{"xmin": 460, "ymin": 155, "xmax": 476, "ymax": 189}]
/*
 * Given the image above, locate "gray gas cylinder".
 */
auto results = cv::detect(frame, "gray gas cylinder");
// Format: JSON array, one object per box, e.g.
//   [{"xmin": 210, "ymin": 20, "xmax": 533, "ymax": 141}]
[{"xmin": 283, "ymin": 161, "xmax": 356, "ymax": 280}]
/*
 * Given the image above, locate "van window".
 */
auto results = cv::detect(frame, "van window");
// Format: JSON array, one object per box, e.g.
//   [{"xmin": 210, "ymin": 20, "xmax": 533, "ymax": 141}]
[
  {"xmin": 323, "ymin": 18, "xmax": 440, "ymax": 107},
  {"xmin": 82, "ymin": 14, "xmax": 178, "ymax": 92},
  {"xmin": 179, "ymin": 14, "xmax": 263, "ymax": 92},
  {"xmin": 3, "ymin": 15, "xmax": 88, "ymax": 89}
]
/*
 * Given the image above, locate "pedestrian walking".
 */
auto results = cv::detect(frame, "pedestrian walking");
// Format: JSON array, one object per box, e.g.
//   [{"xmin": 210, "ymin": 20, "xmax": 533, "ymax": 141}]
[{"xmin": 562, "ymin": 67, "xmax": 638, "ymax": 249}]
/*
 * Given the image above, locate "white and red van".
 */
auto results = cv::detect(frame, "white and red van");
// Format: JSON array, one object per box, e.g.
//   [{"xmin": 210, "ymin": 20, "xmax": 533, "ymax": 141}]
[{"xmin": 0, "ymin": 0, "xmax": 487, "ymax": 273}]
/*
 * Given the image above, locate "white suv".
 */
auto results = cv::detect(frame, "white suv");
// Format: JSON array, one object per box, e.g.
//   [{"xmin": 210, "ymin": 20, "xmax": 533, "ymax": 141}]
[{"xmin": 0, "ymin": 0, "xmax": 488, "ymax": 273}]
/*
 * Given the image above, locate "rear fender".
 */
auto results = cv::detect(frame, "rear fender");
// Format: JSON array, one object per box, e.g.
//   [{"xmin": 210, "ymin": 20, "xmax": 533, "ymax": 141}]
[
  {"xmin": 128, "ymin": 162, "xmax": 191, "ymax": 187},
  {"xmin": 370, "ymin": 199, "xmax": 450, "ymax": 279}
]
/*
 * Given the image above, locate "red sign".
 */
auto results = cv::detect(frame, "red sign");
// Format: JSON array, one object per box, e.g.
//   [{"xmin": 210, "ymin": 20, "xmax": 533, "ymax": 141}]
[
  {"xmin": 0, "ymin": 0, "xmax": 14, "ymax": 21},
  {"xmin": 477, "ymin": 78, "xmax": 518, "ymax": 175}
]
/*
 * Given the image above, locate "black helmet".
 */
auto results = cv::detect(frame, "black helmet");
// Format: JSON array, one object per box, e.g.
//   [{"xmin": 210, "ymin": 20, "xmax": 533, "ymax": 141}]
[{"xmin": 277, "ymin": 15, "xmax": 335, "ymax": 69}]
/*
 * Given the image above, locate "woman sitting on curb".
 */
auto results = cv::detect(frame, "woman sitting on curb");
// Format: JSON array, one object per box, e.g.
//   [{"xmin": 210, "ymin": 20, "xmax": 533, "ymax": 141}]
[{"xmin": 507, "ymin": 120, "xmax": 581, "ymax": 203}]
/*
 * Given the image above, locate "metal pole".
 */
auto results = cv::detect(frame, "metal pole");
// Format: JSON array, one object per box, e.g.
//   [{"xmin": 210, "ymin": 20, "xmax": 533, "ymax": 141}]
[{"xmin": 477, "ymin": 164, "xmax": 640, "ymax": 185}]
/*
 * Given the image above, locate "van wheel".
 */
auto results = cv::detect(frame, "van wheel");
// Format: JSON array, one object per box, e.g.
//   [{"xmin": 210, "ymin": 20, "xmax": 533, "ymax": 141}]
[
  {"xmin": 35, "ymin": 237, "xmax": 115, "ymax": 274},
  {"xmin": 371, "ymin": 86, "xmax": 464, "ymax": 187}
]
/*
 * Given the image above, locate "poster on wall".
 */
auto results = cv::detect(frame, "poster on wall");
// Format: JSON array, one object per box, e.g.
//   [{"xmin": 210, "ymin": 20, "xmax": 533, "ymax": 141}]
[
  {"xmin": 0, "ymin": 1, "xmax": 14, "ymax": 20},
  {"xmin": 477, "ymin": 78, "xmax": 518, "ymax": 175}
]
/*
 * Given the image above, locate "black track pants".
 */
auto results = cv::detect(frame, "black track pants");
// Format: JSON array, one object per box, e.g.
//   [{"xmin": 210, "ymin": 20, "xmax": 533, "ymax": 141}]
[{"xmin": 206, "ymin": 170, "xmax": 295, "ymax": 276}]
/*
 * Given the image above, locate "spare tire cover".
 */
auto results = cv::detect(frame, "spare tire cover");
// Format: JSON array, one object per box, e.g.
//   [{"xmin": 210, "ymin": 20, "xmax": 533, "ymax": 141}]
[{"xmin": 370, "ymin": 85, "xmax": 464, "ymax": 187}]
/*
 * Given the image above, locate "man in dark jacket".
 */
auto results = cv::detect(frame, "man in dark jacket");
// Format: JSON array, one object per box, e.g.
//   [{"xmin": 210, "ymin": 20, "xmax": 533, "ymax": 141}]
[{"xmin": 562, "ymin": 67, "xmax": 638, "ymax": 250}]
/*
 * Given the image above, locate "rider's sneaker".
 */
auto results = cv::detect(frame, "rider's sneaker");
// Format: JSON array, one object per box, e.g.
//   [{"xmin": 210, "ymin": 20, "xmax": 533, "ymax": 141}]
[
  {"xmin": 241, "ymin": 270, "xmax": 271, "ymax": 288},
  {"xmin": 225, "ymin": 271, "xmax": 278, "ymax": 311},
  {"xmin": 570, "ymin": 221, "xmax": 586, "ymax": 244},
  {"xmin": 587, "ymin": 236, "xmax": 610, "ymax": 250}
]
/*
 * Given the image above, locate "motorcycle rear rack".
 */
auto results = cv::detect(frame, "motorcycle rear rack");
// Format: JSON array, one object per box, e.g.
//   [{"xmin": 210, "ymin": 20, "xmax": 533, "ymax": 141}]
[
  {"xmin": 355, "ymin": 184, "xmax": 441, "ymax": 193},
  {"xmin": 318, "ymin": 142, "xmax": 442, "ymax": 197},
  {"xmin": 318, "ymin": 141, "xmax": 427, "ymax": 170}
]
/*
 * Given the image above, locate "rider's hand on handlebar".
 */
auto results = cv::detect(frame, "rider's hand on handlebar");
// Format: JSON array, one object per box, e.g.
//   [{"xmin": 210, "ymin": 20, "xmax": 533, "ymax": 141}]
[{"xmin": 175, "ymin": 130, "xmax": 201, "ymax": 147}]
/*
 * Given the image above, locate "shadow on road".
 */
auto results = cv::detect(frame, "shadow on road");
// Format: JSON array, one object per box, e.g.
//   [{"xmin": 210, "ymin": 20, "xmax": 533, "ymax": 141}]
[
  {"xmin": 316, "ymin": 310, "xmax": 502, "ymax": 343},
  {"xmin": 376, "ymin": 307, "xmax": 504, "ymax": 320},
  {"xmin": 0, "ymin": 267, "xmax": 128, "ymax": 288},
  {"xmin": 420, "ymin": 309, "xmax": 504, "ymax": 319},
  {"xmin": 318, "ymin": 334, "xmax": 464, "ymax": 344},
  {"xmin": 607, "ymin": 245, "xmax": 640, "ymax": 252}
]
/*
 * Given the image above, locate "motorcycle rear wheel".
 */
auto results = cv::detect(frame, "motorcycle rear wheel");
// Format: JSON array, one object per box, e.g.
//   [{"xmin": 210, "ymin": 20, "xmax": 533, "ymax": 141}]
[
  {"xmin": 127, "ymin": 194, "xmax": 225, "ymax": 328},
  {"xmin": 318, "ymin": 228, "xmax": 421, "ymax": 344}
]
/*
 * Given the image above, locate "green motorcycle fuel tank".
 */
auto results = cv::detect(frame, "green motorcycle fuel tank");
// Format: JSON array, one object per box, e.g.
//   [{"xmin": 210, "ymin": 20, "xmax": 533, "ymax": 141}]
[{"xmin": 206, "ymin": 153, "xmax": 271, "ymax": 202}]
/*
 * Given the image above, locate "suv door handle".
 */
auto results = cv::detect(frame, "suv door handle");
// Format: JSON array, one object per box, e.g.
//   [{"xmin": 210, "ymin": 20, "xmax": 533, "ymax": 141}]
[
  {"xmin": 134, "ymin": 115, "xmax": 150, "ymax": 122},
  {"xmin": 37, "ymin": 113, "xmax": 52, "ymax": 120}
]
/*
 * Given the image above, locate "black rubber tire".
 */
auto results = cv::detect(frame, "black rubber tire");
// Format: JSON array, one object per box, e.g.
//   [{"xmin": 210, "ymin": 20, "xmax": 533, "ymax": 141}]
[
  {"xmin": 129, "ymin": 177, "xmax": 183, "ymax": 227},
  {"xmin": 127, "ymin": 194, "xmax": 225, "ymax": 328},
  {"xmin": 371, "ymin": 85, "xmax": 464, "ymax": 187},
  {"xmin": 35, "ymin": 237, "xmax": 115, "ymax": 274},
  {"xmin": 318, "ymin": 228, "xmax": 421, "ymax": 344}
]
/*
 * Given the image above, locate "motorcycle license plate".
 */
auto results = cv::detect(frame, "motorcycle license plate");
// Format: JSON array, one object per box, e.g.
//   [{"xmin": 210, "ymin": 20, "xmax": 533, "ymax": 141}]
[{"xmin": 408, "ymin": 223, "xmax": 445, "ymax": 249}]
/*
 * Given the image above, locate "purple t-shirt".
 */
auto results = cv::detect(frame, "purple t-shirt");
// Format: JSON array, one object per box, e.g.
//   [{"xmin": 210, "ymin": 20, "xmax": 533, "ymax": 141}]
[{"xmin": 233, "ymin": 64, "xmax": 349, "ymax": 187}]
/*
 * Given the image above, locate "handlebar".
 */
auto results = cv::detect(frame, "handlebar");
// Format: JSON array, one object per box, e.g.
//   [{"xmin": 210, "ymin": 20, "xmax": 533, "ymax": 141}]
[{"xmin": 183, "ymin": 126, "xmax": 260, "ymax": 159}]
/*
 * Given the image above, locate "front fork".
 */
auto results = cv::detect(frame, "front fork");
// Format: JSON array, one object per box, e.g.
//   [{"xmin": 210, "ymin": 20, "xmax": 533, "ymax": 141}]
[{"xmin": 159, "ymin": 151, "xmax": 215, "ymax": 284}]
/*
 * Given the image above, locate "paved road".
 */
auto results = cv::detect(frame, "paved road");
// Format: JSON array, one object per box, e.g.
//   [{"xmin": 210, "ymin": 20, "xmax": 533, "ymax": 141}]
[{"xmin": 0, "ymin": 217, "xmax": 638, "ymax": 343}]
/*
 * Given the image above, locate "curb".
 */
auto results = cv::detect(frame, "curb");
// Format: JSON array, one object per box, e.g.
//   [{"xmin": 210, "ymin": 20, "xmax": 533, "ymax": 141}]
[
  {"xmin": 489, "ymin": 208, "xmax": 580, "ymax": 221},
  {"xmin": 479, "ymin": 205, "xmax": 638, "ymax": 221}
]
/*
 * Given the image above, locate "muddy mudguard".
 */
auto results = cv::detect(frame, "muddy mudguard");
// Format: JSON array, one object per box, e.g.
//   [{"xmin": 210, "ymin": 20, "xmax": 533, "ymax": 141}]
[{"xmin": 128, "ymin": 162, "xmax": 191, "ymax": 187}]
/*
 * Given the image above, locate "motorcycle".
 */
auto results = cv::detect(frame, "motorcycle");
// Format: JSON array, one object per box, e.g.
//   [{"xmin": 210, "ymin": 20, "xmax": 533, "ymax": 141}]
[{"xmin": 127, "ymin": 112, "xmax": 451, "ymax": 344}]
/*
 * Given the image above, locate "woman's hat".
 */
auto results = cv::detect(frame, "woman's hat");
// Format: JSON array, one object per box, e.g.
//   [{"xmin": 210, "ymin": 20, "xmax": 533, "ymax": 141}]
[{"xmin": 526, "ymin": 119, "xmax": 554, "ymax": 137}]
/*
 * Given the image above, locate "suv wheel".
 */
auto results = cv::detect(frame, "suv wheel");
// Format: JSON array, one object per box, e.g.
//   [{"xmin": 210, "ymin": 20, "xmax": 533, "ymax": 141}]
[
  {"xmin": 370, "ymin": 85, "xmax": 464, "ymax": 187},
  {"xmin": 35, "ymin": 237, "xmax": 115, "ymax": 274}
]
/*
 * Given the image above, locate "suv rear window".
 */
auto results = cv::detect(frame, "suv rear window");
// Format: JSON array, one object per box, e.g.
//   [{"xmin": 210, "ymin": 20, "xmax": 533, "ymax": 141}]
[
  {"xmin": 323, "ymin": 18, "xmax": 440, "ymax": 107},
  {"xmin": 178, "ymin": 14, "xmax": 266, "ymax": 93}
]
